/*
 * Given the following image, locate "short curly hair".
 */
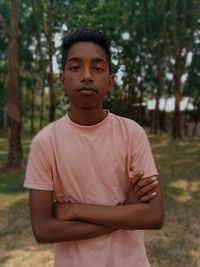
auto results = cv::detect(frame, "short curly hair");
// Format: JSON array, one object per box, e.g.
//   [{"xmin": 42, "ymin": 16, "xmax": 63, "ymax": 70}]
[{"xmin": 62, "ymin": 28, "xmax": 111, "ymax": 73}]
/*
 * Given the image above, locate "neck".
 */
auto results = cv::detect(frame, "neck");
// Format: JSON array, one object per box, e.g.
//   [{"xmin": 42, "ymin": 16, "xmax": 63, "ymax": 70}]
[{"xmin": 68, "ymin": 106, "xmax": 107, "ymax": 126}]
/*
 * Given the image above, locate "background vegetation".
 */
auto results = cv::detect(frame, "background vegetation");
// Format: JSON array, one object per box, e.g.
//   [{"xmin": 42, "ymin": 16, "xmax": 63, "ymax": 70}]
[{"xmin": 0, "ymin": 0, "xmax": 200, "ymax": 167}]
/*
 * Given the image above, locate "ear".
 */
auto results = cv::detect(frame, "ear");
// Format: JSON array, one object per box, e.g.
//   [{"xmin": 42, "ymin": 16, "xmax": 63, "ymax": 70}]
[
  {"xmin": 108, "ymin": 74, "xmax": 115, "ymax": 92},
  {"xmin": 60, "ymin": 72, "xmax": 65, "ymax": 89}
]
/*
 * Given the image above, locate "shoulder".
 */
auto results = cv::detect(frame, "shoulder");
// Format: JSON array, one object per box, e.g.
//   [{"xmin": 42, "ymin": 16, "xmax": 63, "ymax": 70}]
[
  {"xmin": 110, "ymin": 113, "xmax": 146, "ymax": 137},
  {"xmin": 31, "ymin": 116, "xmax": 66, "ymax": 148}
]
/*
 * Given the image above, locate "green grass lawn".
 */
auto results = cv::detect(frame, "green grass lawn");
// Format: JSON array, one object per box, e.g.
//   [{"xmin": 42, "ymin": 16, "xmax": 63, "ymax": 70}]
[{"xmin": 0, "ymin": 134, "xmax": 200, "ymax": 267}]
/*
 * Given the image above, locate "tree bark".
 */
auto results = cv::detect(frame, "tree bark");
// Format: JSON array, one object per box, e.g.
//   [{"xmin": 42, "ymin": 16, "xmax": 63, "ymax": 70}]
[
  {"xmin": 32, "ymin": 0, "xmax": 46, "ymax": 129},
  {"xmin": 47, "ymin": 40, "xmax": 55, "ymax": 122},
  {"xmin": 172, "ymin": 61, "xmax": 182, "ymax": 138},
  {"xmin": 0, "ymin": 79, "xmax": 5, "ymax": 134},
  {"xmin": 40, "ymin": 89, "xmax": 45, "ymax": 129},
  {"xmin": 7, "ymin": 0, "xmax": 23, "ymax": 168},
  {"xmin": 30, "ymin": 87, "xmax": 35, "ymax": 133},
  {"xmin": 138, "ymin": 80, "xmax": 144, "ymax": 125},
  {"xmin": 171, "ymin": 1, "xmax": 188, "ymax": 139},
  {"xmin": 152, "ymin": 63, "xmax": 162, "ymax": 135},
  {"xmin": 41, "ymin": 0, "xmax": 56, "ymax": 122}
]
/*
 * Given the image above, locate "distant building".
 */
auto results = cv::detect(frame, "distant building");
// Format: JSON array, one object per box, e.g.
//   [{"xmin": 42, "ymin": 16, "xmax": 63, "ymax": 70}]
[
  {"xmin": 146, "ymin": 97, "xmax": 200, "ymax": 136},
  {"xmin": 147, "ymin": 97, "xmax": 194, "ymax": 112}
]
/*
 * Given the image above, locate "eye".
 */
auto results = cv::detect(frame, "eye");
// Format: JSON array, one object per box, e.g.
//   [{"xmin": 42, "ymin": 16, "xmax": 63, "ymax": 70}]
[
  {"xmin": 94, "ymin": 67, "xmax": 104, "ymax": 72},
  {"xmin": 68, "ymin": 66, "xmax": 81, "ymax": 71}
]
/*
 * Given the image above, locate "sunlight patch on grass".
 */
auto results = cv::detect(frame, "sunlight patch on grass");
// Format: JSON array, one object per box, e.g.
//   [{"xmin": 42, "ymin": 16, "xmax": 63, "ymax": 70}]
[
  {"xmin": 0, "ymin": 246, "xmax": 53, "ymax": 267},
  {"xmin": 0, "ymin": 193, "xmax": 28, "ymax": 208},
  {"xmin": 0, "ymin": 151, "xmax": 7, "ymax": 155},
  {"xmin": 149, "ymin": 137, "xmax": 170, "ymax": 147},
  {"xmin": 154, "ymin": 154, "xmax": 162, "ymax": 160},
  {"xmin": 185, "ymin": 147, "xmax": 200, "ymax": 153},
  {"xmin": 172, "ymin": 158, "xmax": 197, "ymax": 165},
  {"xmin": 169, "ymin": 179, "xmax": 200, "ymax": 203},
  {"xmin": 189, "ymin": 249, "xmax": 200, "ymax": 266}
]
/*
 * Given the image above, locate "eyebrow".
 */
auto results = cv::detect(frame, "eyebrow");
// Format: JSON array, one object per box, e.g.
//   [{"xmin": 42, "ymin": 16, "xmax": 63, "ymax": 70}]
[{"xmin": 66, "ymin": 57, "xmax": 107, "ymax": 64}]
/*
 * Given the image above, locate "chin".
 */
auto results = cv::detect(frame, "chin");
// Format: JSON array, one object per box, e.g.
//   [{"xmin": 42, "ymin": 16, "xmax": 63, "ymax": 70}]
[
  {"xmin": 78, "ymin": 102, "xmax": 102, "ymax": 110},
  {"xmin": 81, "ymin": 105, "xmax": 99, "ymax": 110}
]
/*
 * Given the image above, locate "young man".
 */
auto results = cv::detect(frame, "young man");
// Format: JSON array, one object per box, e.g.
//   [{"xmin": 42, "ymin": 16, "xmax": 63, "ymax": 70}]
[{"xmin": 24, "ymin": 28, "xmax": 164, "ymax": 267}]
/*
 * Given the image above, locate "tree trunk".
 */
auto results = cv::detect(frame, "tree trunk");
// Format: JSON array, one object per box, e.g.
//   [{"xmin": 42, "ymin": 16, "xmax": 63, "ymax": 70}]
[
  {"xmin": 48, "ymin": 41, "xmax": 56, "ymax": 122},
  {"xmin": 192, "ymin": 118, "xmax": 199, "ymax": 136},
  {"xmin": 152, "ymin": 88, "xmax": 160, "ymax": 135},
  {"xmin": 0, "ymin": 80, "xmax": 4, "ymax": 134},
  {"xmin": 128, "ymin": 83, "xmax": 135, "ymax": 120},
  {"xmin": 40, "ymin": 88, "xmax": 45, "ymax": 129},
  {"xmin": 152, "ymin": 53, "xmax": 163, "ymax": 135},
  {"xmin": 138, "ymin": 80, "xmax": 144, "ymax": 125},
  {"xmin": 32, "ymin": 0, "xmax": 46, "ymax": 129},
  {"xmin": 7, "ymin": 0, "xmax": 23, "ymax": 168},
  {"xmin": 172, "ymin": 58, "xmax": 182, "ymax": 139},
  {"xmin": 30, "ymin": 87, "xmax": 35, "ymax": 133},
  {"xmin": 41, "ymin": 0, "xmax": 56, "ymax": 122}
]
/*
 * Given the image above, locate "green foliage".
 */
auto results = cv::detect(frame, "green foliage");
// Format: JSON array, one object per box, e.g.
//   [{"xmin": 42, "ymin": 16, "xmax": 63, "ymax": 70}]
[
  {"xmin": 0, "ymin": 0, "xmax": 200, "ymax": 134},
  {"xmin": 103, "ymin": 84, "xmax": 121, "ymax": 114}
]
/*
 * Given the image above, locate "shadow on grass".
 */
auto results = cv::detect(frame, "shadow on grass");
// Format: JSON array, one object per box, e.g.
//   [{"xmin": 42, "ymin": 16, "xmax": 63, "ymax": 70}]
[
  {"xmin": 146, "ymin": 236, "xmax": 199, "ymax": 267},
  {"xmin": 0, "ymin": 169, "xmax": 27, "ymax": 195}
]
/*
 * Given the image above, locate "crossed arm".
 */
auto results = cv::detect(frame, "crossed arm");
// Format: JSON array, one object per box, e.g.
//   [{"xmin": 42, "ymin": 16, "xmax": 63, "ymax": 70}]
[{"xmin": 30, "ymin": 174, "xmax": 164, "ymax": 243}]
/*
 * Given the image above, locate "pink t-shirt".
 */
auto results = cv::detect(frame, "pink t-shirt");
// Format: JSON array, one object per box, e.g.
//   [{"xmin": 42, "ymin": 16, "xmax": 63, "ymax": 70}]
[{"xmin": 24, "ymin": 112, "xmax": 158, "ymax": 267}]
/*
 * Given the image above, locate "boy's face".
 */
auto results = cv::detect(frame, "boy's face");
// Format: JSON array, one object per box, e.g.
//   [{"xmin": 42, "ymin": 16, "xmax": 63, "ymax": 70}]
[{"xmin": 60, "ymin": 42, "xmax": 114, "ymax": 110}]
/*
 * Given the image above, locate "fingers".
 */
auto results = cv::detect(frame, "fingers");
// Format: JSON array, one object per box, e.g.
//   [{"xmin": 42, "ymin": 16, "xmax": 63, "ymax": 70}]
[
  {"xmin": 134, "ymin": 176, "xmax": 158, "ymax": 194},
  {"xmin": 130, "ymin": 171, "xmax": 144, "ymax": 189},
  {"xmin": 136, "ymin": 181, "xmax": 157, "ymax": 200},
  {"xmin": 130, "ymin": 175, "xmax": 158, "ymax": 203},
  {"xmin": 128, "ymin": 173, "xmax": 158, "ymax": 204},
  {"xmin": 139, "ymin": 192, "xmax": 157, "ymax": 203}
]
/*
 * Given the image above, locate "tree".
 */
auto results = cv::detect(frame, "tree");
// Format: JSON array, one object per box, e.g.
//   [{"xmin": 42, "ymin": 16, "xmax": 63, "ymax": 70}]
[
  {"xmin": 7, "ymin": 0, "xmax": 23, "ymax": 168},
  {"xmin": 40, "ymin": 0, "xmax": 56, "ymax": 122},
  {"xmin": 158, "ymin": 0, "xmax": 200, "ymax": 138},
  {"xmin": 0, "ymin": 2, "xmax": 9, "ymax": 134},
  {"xmin": 184, "ymin": 19, "xmax": 200, "ymax": 136}
]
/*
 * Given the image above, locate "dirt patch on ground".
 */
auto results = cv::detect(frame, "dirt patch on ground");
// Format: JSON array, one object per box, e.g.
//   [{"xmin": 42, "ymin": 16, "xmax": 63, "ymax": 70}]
[{"xmin": 0, "ymin": 195, "xmax": 53, "ymax": 267}]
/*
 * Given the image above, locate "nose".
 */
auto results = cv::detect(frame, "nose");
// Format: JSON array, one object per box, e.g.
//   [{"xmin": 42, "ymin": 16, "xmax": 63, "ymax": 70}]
[{"xmin": 81, "ymin": 67, "xmax": 93, "ymax": 84}]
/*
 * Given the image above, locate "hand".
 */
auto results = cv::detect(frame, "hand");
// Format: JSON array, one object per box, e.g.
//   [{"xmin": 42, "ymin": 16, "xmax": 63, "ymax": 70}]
[
  {"xmin": 55, "ymin": 202, "xmax": 75, "ymax": 221},
  {"xmin": 125, "ymin": 172, "xmax": 158, "ymax": 204}
]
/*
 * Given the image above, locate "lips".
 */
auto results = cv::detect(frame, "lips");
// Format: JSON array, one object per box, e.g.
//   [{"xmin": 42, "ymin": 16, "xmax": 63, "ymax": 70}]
[
  {"xmin": 78, "ymin": 87, "xmax": 97, "ymax": 95},
  {"xmin": 77, "ymin": 87, "xmax": 97, "ymax": 93}
]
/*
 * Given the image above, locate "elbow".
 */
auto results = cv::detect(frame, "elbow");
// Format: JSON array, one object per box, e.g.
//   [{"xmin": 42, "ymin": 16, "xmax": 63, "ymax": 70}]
[
  {"xmin": 32, "ymin": 223, "xmax": 50, "ymax": 243},
  {"xmin": 33, "ymin": 228, "xmax": 46, "ymax": 243},
  {"xmin": 151, "ymin": 216, "xmax": 163, "ymax": 229},
  {"xmin": 151, "ymin": 210, "xmax": 164, "ymax": 229},
  {"xmin": 34, "ymin": 233, "xmax": 47, "ymax": 244}
]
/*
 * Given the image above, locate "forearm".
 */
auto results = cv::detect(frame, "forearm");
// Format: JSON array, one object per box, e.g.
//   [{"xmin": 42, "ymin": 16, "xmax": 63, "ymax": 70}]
[
  {"xmin": 71, "ymin": 176, "xmax": 164, "ymax": 230},
  {"xmin": 30, "ymin": 190, "xmax": 115, "ymax": 244},
  {"xmin": 73, "ymin": 202, "xmax": 163, "ymax": 230},
  {"xmin": 33, "ymin": 218, "xmax": 115, "ymax": 243}
]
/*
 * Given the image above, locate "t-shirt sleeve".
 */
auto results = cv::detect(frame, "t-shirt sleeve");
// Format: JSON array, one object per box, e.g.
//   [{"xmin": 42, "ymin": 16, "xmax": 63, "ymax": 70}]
[
  {"xmin": 129, "ymin": 125, "xmax": 158, "ymax": 179},
  {"xmin": 24, "ymin": 134, "xmax": 53, "ymax": 190}
]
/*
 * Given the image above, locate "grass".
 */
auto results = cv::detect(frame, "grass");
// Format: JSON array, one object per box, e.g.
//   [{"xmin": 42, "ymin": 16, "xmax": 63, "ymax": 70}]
[
  {"xmin": 146, "ymin": 136, "xmax": 200, "ymax": 267},
  {"xmin": 0, "ymin": 134, "xmax": 200, "ymax": 267},
  {"xmin": 0, "ymin": 133, "xmax": 53, "ymax": 267}
]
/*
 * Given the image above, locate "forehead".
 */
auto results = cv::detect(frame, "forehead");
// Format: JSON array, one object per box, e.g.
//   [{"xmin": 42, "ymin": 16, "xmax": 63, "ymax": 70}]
[{"xmin": 67, "ymin": 42, "xmax": 107, "ymax": 62}]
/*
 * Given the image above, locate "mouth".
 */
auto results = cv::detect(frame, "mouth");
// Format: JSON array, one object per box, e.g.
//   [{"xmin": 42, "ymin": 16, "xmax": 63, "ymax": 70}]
[
  {"xmin": 78, "ymin": 87, "xmax": 97, "ymax": 95},
  {"xmin": 77, "ymin": 87, "xmax": 97, "ymax": 93}
]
